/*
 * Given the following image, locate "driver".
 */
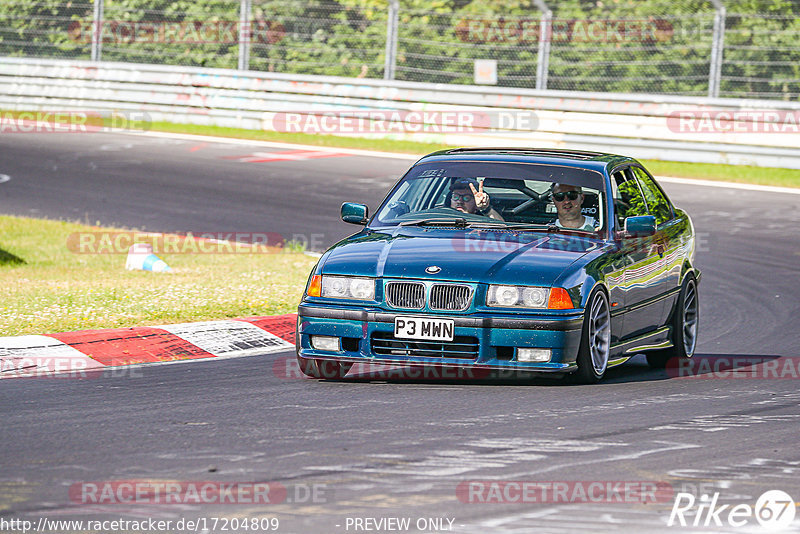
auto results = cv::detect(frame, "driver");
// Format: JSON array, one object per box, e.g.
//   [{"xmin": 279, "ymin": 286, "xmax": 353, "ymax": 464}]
[
  {"xmin": 551, "ymin": 183, "xmax": 597, "ymax": 231},
  {"xmin": 450, "ymin": 178, "xmax": 503, "ymax": 221}
]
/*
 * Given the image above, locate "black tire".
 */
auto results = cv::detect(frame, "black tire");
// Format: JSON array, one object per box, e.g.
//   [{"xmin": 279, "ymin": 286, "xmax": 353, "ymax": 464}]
[
  {"xmin": 574, "ymin": 289, "xmax": 612, "ymax": 384},
  {"xmin": 296, "ymin": 355, "xmax": 353, "ymax": 379},
  {"xmin": 646, "ymin": 275, "xmax": 699, "ymax": 369}
]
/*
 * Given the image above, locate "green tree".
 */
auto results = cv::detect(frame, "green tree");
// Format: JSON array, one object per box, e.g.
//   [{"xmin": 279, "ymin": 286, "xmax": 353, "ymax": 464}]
[
  {"xmin": 0, "ymin": 0, "xmax": 93, "ymax": 59},
  {"xmin": 0, "ymin": 0, "xmax": 798, "ymax": 100}
]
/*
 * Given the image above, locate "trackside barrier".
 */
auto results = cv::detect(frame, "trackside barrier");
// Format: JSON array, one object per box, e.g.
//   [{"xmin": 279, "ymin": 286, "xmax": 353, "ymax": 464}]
[{"xmin": 1, "ymin": 57, "xmax": 799, "ymax": 168}]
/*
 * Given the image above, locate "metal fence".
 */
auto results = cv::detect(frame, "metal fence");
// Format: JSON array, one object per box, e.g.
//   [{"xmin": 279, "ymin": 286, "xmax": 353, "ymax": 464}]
[
  {"xmin": 5, "ymin": 56, "xmax": 800, "ymax": 168},
  {"xmin": 1, "ymin": 0, "xmax": 799, "ymax": 101}
]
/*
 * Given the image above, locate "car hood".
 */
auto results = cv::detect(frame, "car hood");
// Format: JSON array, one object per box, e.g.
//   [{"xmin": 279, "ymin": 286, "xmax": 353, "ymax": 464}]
[{"xmin": 320, "ymin": 228, "xmax": 601, "ymax": 286}]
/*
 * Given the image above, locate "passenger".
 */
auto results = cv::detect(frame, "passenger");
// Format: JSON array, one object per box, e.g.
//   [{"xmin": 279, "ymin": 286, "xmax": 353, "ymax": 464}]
[
  {"xmin": 450, "ymin": 178, "xmax": 503, "ymax": 221},
  {"xmin": 551, "ymin": 183, "xmax": 597, "ymax": 231}
]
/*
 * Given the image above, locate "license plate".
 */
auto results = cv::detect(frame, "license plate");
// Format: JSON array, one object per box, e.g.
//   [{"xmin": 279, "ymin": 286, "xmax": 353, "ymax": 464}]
[{"xmin": 394, "ymin": 316, "xmax": 454, "ymax": 341}]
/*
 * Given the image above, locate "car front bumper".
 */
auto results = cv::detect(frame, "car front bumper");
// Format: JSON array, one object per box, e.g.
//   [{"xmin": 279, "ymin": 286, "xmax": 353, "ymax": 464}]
[{"xmin": 296, "ymin": 304, "xmax": 584, "ymax": 374}]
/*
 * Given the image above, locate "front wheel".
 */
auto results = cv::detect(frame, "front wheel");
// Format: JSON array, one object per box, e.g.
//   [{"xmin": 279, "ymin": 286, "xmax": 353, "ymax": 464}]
[
  {"xmin": 296, "ymin": 355, "xmax": 353, "ymax": 379},
  {"xmin": 574, "ymin": 289, "xmax": 611, "ymax": 384},
  {"xmin": 646, "ymin": 275, "xmax": 699, "ymax": 368}
]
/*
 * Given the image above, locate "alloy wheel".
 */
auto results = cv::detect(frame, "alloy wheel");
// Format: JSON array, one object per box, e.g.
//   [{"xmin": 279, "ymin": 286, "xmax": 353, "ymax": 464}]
[
  {"xmin": 589, "ymin": 293, "xmax": 611, "ymax": 375},
  {"xmin": 682, "ymin": 280, "xmax": 698, "ymax": 356}
]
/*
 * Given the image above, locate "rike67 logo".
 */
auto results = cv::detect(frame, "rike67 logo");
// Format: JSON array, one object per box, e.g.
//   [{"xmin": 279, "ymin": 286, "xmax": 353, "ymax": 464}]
[{"xmin": 668, "ymin": 490, "xmax": 795, "ymax": 530}]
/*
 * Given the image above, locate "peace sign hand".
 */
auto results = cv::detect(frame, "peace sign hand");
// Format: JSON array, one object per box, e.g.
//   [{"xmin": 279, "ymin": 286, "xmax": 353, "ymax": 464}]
[{"xmin": 469, "ymin": 181, "xmax": 490, "ymax": 211}]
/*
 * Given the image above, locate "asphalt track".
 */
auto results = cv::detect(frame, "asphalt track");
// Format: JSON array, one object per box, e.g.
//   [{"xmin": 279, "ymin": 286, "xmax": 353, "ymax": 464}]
[
  {"xmin": 2, "ymin": 132, "xmax": 800, "ymax": 533},
  {"xmin": 0, "ymin": 132, "xmax": 409, "ymax": 251}
]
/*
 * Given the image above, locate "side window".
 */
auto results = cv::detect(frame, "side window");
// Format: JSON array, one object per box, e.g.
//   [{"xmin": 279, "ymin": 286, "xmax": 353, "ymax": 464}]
[
  {"xmin": 610, "ymin": 168, "xmax": 648, "ymax": 228},
  {"xmin": 632, "ymin": 167, "xmax": 673, "ymax": 225}
]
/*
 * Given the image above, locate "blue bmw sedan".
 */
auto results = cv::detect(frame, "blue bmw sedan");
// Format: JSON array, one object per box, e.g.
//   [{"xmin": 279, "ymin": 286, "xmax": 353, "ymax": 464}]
[{"xmin": 296, "ymin": 148, "xmax": 700, "ymax": 383}]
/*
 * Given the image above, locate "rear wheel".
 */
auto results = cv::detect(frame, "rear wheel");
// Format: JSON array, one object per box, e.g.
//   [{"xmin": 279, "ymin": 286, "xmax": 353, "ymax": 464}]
[
  {"xmin": 574, "ymin": 289, "xmax": 611, "ymax": 384},
  {"xmin": 646, "ymin": 275, "xmax": 698, "ymax": 369},
  {"xmin": 296, "ymin": 355, "xmax": 353, "ymax": 379}
]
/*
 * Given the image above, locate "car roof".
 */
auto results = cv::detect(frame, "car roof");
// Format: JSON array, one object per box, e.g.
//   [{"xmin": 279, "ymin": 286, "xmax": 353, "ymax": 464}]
[{"xmin": 418, "ymin": 147, "xmax": 635, "ymax": 173}]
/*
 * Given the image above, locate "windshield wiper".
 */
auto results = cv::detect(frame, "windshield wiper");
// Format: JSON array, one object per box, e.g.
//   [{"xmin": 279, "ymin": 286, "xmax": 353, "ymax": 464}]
[
  {"xmin": 504, "ymin": 223, "xmax": 598, "ymax": 236},
  {"xmin": 398, "ymin": 219, "xmax": 513, "ymax": 229},
  {"xmin": 502, "ymin": 223, "xmax": 556, "ymax": 232},
  {"xmin": 399, "ymin": 218, "xmax": 468, "ymax": 227},
  {"xmin": 460, "ymin": 222, "xmax": 509, "ymax": 229}
]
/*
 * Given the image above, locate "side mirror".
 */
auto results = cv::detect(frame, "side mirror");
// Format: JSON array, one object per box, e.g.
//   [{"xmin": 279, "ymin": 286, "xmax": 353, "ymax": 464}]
[
  {"xmin": 341, "ymin": 202, "xmax": 369, "ymax": 225},
  {"xmin": 623, "ymin": 215, "xmax": 656, "ymax": 237}
]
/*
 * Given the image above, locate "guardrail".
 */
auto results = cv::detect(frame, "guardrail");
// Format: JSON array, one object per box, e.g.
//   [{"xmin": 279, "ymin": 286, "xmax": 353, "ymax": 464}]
[{"xmin": 1, "ymin": 57, "xmax": 799, "ymax": 168}]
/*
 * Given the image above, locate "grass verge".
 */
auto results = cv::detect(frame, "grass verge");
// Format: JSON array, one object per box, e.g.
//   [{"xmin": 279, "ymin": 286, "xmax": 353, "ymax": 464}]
[
  {"xmin": 0, "ymin": 215, "xmax": 317, "ymax": 336},
  {"xmin": 640, "ymin": 159, "xmax": 800, "ymax": 188},
  {"xmin": 148, "ymin": 121, "xmax": 800, "ymax": 188}
]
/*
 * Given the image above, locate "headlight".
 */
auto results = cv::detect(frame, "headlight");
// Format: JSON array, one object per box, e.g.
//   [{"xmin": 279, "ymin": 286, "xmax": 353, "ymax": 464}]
[
  {"xmin": 349, "ymin": 278, "xmax": 375, "ymax": 299},
  {"xmin": 521, "ymin": 287, "xmax": 548, "ymax": 308},
  {"xmin": 487, "ymin": 285, "xmax": 549, "ymax": 308},
  {"xmin": 321, "ymin": 276, "xmax": 375, "ymax": 301}
]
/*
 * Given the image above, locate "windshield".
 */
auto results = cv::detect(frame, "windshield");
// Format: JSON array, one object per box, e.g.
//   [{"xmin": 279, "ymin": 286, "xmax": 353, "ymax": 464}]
[{"xmin": 374, "ymin": 161, "xmax": 606, "ymax": 233}]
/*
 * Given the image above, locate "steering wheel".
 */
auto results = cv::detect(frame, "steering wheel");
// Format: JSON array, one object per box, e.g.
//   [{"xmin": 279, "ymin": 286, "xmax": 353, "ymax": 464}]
[
  {"xmin": 511, "ymin": 187, "xmax": 549, "ymax": 216},
  {"xmin": 386, "ymin": 200, "xmax": 410, "ymax": 217}
]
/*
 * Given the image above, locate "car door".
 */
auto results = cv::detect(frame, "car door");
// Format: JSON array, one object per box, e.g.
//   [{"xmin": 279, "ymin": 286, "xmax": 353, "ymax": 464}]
[
  {"xmin": 631, "ymin": 166, "xmax": 682, "ymax": 326},
  {"xmin": 610, "ymin": 167, "xmax": 667, "ymax": 340}
]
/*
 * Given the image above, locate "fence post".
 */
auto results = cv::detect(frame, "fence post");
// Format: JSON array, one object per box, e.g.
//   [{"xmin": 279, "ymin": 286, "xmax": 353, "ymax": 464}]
[
  {"xmin": 91, "ymin": 0, "xmax": 103, "ymax": 61},
  {"xmin": 238, "ymin": 0, "xmax": 252, "ymax": 71},
  {"xmin": 384, "ymin": 0, "xmax": 399, "ymax": 80},
  {"xmin": 708, "ymin": 0, "xmax": 726, "ymax": 98},
  {"xmin": 533, "ymin": 0, "xmax": 551, "ymax": 90}
]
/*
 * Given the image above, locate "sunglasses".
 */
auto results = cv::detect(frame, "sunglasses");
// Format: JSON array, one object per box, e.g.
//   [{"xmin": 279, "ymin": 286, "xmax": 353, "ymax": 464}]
[
  {"xmin": 552, "ymin": 191, "xmax": 580, "ymax": 202},
  {"xmin": 451, "ymin": 193, "xmax": 474, "ymax": 202}
]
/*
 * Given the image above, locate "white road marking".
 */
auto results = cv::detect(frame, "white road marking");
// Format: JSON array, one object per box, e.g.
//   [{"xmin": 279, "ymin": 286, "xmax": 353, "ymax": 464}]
[
  {"xmin": 130, "ymin": 130, "xmax": 419, "ymax": 160},
  {"xmin": 513, "ymin": 440, "xmax": 700, "ymax": 478},
  {"xmin": 436, "ymin": 392, "xmax": 736, "ymax": 427},
  {"xmin": 463, "ymin": 506, "xmax": 674, "ymax": 533},
  {"xmin": 306, "ymin": 438, "xmax": 634, "ymax": 478},
  {"xmin": 649, "ymin": 414, "xmax": 800, "ymax": 433},
  {"xmin": 0, "ymin": 174, "xmax": 10, "ymax": 184},
  {"xmin": 673, "ymin": 457, "xmax": 800, "ymax": 479},
  {"xmin": 127, "ymin": 129, "xmax": 800, "ymax": 194},
  {"xmin": 470, "ymin": 437, "xmax": 614, "ymax": 453}
]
